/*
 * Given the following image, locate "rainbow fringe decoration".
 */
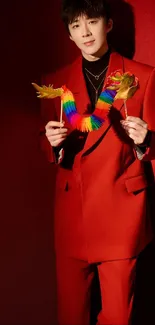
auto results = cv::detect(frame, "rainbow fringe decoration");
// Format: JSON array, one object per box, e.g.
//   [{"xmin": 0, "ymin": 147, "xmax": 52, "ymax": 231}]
[
  {"xmin": 61, "ymin": 85, "xmax": 116, "ymax": 132},
  {"xmin": 32, "ymin": 69, "xmax": 139, "ymax": 132}
]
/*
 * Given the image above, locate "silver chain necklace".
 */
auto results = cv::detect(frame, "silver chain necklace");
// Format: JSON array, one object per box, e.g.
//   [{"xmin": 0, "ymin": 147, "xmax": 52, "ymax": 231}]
[
  {"xmin": 85, "ymin": 72, "xmax": 106, "ymax": 104},
  {"xmin": 85, "ymin": 64, "xmax": 109, "ymax": 80}
]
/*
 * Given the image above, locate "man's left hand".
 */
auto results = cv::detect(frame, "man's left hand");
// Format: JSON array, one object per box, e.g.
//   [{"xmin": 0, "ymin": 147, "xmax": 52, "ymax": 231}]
[{"xmin": 121, "ymin": 116, "xmax": 148, "ymax": 145}]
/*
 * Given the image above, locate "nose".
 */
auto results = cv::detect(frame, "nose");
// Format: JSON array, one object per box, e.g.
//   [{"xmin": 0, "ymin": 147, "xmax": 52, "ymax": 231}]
[{"xmin": 81, "ymin": 23, "xmax": 92, "ymax": 38}]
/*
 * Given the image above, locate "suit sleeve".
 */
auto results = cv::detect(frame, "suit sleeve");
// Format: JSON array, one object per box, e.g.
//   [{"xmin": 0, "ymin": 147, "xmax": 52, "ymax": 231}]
[{"xmin": 137, "ymin": 68, "xmax": 155, "ymax": 161}]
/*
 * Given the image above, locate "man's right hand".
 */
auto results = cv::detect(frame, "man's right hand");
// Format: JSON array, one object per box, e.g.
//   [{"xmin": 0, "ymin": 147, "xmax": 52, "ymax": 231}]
[{"xmin": 45, "ymin": 121, "xmax": 68, "ymax": 147}]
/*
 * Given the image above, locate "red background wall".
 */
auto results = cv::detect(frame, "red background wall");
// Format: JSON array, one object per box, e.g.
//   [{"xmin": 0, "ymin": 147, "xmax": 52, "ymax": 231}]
[{"xmin": 0, "ymin": 1, "xmax": 155, "ymax": 324}]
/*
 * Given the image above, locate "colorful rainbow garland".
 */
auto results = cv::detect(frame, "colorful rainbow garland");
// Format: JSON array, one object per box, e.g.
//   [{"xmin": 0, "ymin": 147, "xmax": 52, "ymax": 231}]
[
  {"xmin": 61, "ymin": 85, "xmax": 116, "ymax": 132},
  {"xmin": 32, "ymin": 70, "xmax": 139, "ymax": 132}
]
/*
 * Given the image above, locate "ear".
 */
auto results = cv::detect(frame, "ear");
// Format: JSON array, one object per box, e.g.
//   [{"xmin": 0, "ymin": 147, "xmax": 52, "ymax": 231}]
[
  {"xmin": 106, "ymin": 19, "xmax": 113, "ymax": 33},
  {"xmin": 69, "ymin": 35, "xmax": 73, "ymax": 41}
]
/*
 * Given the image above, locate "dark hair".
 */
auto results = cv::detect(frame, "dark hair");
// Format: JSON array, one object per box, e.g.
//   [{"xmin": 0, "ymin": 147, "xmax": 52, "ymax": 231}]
[{"xmin": 61, "ymin": 0, "xmax": 111, "ymax": 32}]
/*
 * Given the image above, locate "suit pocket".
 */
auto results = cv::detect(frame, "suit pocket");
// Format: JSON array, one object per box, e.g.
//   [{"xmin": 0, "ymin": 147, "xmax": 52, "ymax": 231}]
[{"xmin": 125, "ymin": 174, "xmax": 148, "ymax": 194}]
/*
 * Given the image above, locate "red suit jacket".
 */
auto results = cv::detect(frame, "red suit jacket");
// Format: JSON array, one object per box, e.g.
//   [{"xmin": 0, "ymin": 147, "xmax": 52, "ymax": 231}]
[{"xmin": 41, "ymin": 52, "xmax": 155, "ymax": 262}]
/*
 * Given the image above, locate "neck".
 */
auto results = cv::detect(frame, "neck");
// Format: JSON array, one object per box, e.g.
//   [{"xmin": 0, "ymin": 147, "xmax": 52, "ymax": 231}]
[{"xmin": 82, "ymin": 44, "xmax": 109, "ymax": 62}]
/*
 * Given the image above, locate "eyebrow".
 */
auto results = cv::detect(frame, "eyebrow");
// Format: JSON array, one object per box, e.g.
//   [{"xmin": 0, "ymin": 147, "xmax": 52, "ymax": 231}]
[
  {"xmin": 71, "ymin": 16, "xmax": 98, "ymax": 24},
  {"xmin": 71, "ymin": 18, "xmax": 79, "ymax": 24}
]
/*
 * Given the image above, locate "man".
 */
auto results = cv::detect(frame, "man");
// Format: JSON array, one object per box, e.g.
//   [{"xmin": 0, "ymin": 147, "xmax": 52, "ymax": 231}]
[{"xmin": 41, "ymin": 0, "xmax": 155, "ymax": 324}]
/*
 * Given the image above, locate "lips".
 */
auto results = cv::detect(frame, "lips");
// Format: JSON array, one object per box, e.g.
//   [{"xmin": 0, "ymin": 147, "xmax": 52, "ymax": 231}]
[{"xmin": 84, "ymin": 40, "xmax": 95, "ymax": 46}]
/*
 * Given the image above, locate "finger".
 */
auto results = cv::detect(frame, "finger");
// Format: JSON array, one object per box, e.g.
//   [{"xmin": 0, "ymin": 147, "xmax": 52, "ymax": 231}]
[
  {"xmin": 46, "ymin": 121, "xmax": 65, "ymax": 129},
  {"xmin": 121, "ymin": 121, "xmax": 143, "ymax": 131},
  {"xmin": 127, "ymin": 133, "xmax": 141, "ymax": 145},
  {"xmin": 46, "ymin": 127, "xmax": 68, "ymax": 136},
  {"xmin": 127, "ymin": 128, "xmax": 138, "ymax": 137},
  {"xmin": 124, "ymin": 125, "xmax": 145, "ymax": 137},
  {"xmin": 125, "ymin": 127, "xmax": 147, "ymax": 144},
  {"xmin": 125, "ymin": 116, "xmax": 147, "ymax": 128},
  {"xmin": 48, "ymin": 133, "xmax": 67, "ymax": 142},
  {"xmin": 50, "ymin": 137, "xmax": 67, "ymax": 147},
  {"xmin": 127, "ymin": 134, "xmax": 139, "ymax": 144}
]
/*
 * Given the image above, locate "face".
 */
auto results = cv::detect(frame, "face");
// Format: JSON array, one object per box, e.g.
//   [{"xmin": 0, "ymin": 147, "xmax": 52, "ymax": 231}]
[{"xmin": 68, "ymin": 15, "xmax": 113, "ymax": 61}]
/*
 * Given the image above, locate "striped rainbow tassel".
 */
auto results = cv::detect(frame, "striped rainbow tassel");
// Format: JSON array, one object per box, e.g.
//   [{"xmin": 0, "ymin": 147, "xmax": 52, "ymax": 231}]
[{"xmin": 61, "ymin": 86, "xmax": 117, "ymax": 132}]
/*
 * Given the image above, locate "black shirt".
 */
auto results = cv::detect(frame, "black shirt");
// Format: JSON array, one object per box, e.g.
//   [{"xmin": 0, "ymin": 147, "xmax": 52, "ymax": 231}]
[{"xmin": 82, "ymin": 48, "xmax": 111, "ymax": 112}]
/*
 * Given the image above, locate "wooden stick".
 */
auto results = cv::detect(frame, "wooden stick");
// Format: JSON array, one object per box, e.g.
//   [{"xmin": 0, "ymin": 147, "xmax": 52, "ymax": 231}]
[
  {"xmin": 124, "ymin": 99, "xmax": 128, "ymax": 118},
  {"xmin": 60, "ymin": 99, "xmax": 63, "ymax": 125}
]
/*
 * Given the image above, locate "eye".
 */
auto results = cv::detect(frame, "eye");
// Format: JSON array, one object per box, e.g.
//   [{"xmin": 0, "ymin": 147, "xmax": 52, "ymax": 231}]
[
  {"xmin": 89, "ymin": 19, "xmax": 98, "ymax": 24},
  {"xmin": 72, "ymin": 24, "xmax": 79, "ymax": 29}
]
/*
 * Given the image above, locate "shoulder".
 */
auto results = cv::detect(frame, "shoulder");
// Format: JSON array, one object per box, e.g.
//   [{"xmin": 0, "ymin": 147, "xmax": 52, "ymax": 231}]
[
  {"xmin": 113, "ymin": 52, "xmax": 155, "ymax": 88},
  {"xmin": 123, "ymin": 55, "xmax": 155, "ymax": 81},
  {"xmin": 42, "ymin": 56, "xmax": 82, "ymax": 88},
  {"xmin": 125, "ymin": 57, "xmax": 155, "ymax": 90},
  {"xmin": 125, "ymin": 56, "xmax": 154, "ymax": 72},
  {"xmin": 112, "ymin": 51, "xmax": 154, "ymax": 75}
]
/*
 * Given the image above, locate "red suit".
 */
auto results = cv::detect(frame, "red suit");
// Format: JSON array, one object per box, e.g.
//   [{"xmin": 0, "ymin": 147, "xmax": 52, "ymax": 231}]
[{"xmin": 41, "ymin": 52, "xmax": 155, "ymax": 325}]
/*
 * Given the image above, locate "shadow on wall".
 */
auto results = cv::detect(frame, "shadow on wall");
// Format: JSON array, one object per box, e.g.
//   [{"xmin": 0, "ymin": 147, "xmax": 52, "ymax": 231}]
[{"xmin": 108, "ymin": 0, "xmax": 135, "ymax": 59}]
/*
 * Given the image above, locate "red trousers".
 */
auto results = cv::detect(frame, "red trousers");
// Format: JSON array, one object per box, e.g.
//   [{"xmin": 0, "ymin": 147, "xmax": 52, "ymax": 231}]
[{"xmin": 56, "ymin": 256, "xmax": 137, "ymax": 325}]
